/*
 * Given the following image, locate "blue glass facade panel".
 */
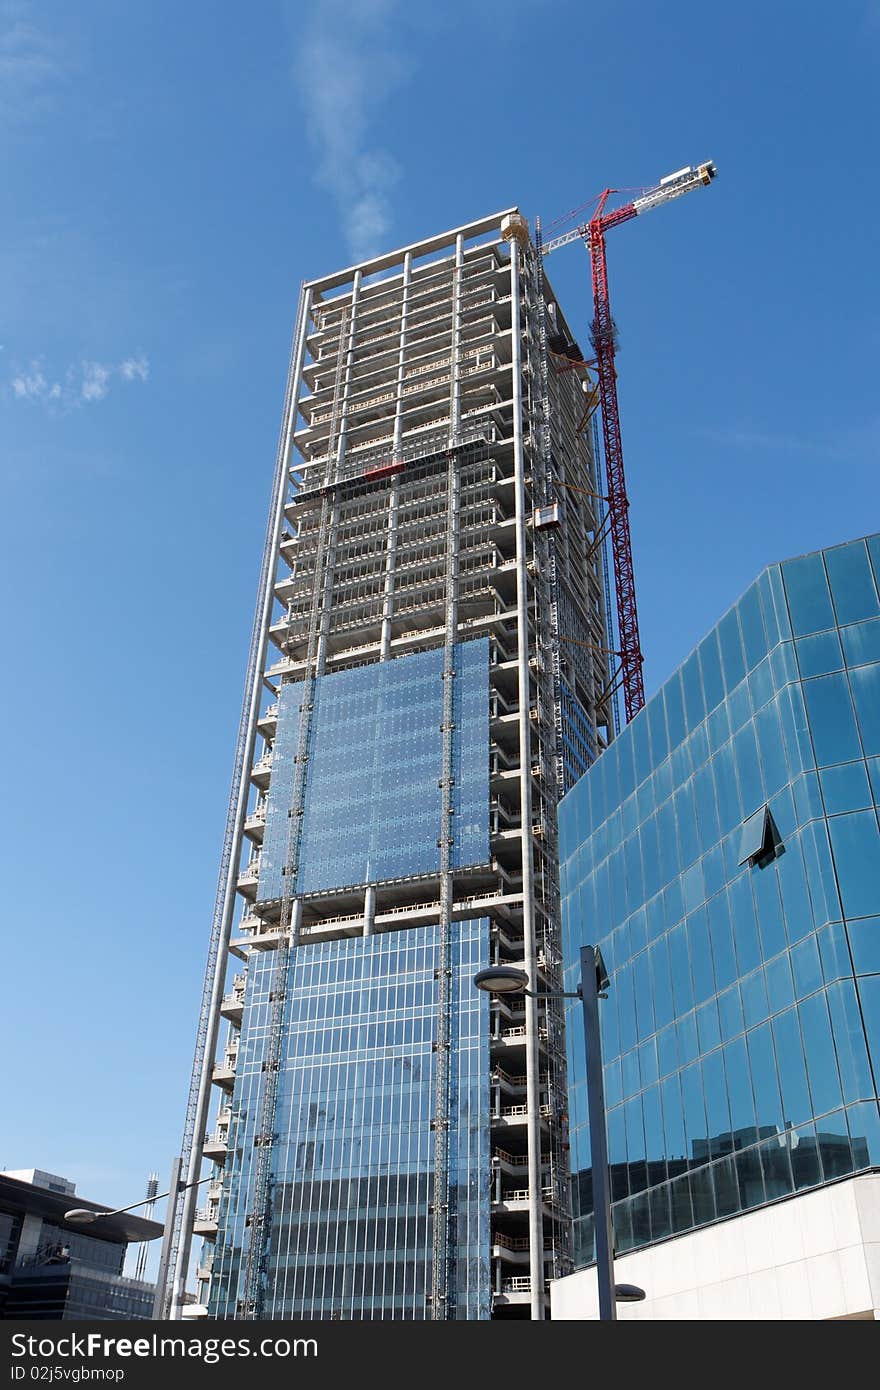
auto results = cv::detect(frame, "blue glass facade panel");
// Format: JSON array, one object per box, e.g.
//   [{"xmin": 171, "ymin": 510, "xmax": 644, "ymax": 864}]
[
  {"xmin": 560, "ymin": 535, "xmax": 880, "ymax": 1268},
  {"xmin": 258, "ymin": 640, "xmax": 489, "ymax": 900},
  {"xmin": 209, "ymin": 920, "xmax": 491, "ymax": 1319}
]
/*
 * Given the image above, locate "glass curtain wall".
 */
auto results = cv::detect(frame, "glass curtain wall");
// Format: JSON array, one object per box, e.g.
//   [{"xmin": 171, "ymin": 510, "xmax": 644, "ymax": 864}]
[
  {"xmin": 559, "ymin": 535, "xmax": 880, "ymax": 1266},
  {"xmin": 209, "ymin": 920, "xmax": 491, "ymax": 1318}
]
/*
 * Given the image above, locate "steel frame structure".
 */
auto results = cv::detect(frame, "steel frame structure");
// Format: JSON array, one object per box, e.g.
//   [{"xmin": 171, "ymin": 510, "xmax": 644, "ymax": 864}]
[{"xmin": 162, "ymin": 210, "xmax": 615, "ymax": 1321}]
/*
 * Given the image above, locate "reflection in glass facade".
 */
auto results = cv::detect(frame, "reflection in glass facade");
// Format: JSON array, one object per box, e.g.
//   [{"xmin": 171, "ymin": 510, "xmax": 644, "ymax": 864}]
[
  {"xmin": 559, "ymin": 535, "xmax": 880, "ymax": 1267},
  {"xmin": 209, "ymin": 920, "xmax": 491, "ymax": 1319},
  {"xmin": 258, "ymin": 640, "xmax": 490, "ymax": 901}
]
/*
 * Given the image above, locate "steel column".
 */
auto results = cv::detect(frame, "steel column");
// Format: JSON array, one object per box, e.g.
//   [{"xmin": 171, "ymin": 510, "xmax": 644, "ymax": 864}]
[{"xmin": 509, "ymin": 236, "xmax": 546, "ymax": 1320}]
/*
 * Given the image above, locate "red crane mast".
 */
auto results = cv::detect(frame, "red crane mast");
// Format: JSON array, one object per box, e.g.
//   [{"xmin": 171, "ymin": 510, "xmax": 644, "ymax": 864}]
[{"xmin": 544, "ymin": 161, "xmax": 716, "ymax": 723}]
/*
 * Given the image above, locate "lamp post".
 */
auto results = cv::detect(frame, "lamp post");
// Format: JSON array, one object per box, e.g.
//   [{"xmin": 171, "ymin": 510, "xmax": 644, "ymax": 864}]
[
  {"xmin": 474, "ymin": 946, "xmax": 644, "ymax": 1320},
  {"xmin": 65, "ymin": 1160, "xmax": 211, "ymax": 1319}
]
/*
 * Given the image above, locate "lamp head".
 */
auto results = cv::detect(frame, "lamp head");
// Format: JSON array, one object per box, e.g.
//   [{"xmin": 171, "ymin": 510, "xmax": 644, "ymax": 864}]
[
  {"xmin": 473, "ymin": 967, "xmax": 529, "ymax": 995},
  {"xmin": 63, "ymin": 1209, "xmax": 99, "ymax": 1225}
]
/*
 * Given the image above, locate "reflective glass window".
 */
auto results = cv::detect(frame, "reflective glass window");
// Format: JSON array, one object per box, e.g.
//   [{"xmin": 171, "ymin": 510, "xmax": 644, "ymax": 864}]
[
  {"xmin": 696, "ymin": 997, "xmax": 721, "ymax": 1053},
  {"xmin": 847, "ymin": 1102, "xmax": 880, "ymax": 1167},
  {"xmin": 820, "ymin": 760, "xmax": 873, "ymax": 815},
  {"xmin": 824, "ymin": 540, "xmax": 880, "ymax": 625},
  {"xmin": 738, "ymin": 582, "xmax": 768, "ymax": 672},
  {"xmin": 742, "ymin": 968, "xmax": 769, "ymax": 1028},
  {"xmin": 816, "ymin": 1111, "xmax": 853, "ymax": 1181},
  {"xmin": 663, "ymin": 675, "xmax": 686, "ymax": 752},
  {"xmin": 718, "ymin": 606, "xmax": 746, "ymax": 692},
  {"xmin": 734, "ymin": 722, "xmax": 764, "ymax": 814},
  {"xmin": 776, "ymin": 837, "xmax": 814, "ymax": 943},
  {"xmin": 849, "ymin": 662, "xmax": 880, "ymax": 758},
  {"xmin": 698, "ymin": 630, "xmax": 725, "ymax": 716},
  {"xmin": 668, "ymin": 923, "xmax": 694, "ymax": 1016},
  {"xmin": 748, "ymin": 1022, "xmax": 784, "ymax": 1132},
  {"xmin": 828, "ymin": 811, "xmax": 880, "ymax": 919},
  {"xmin": 772, "ymin": 1009, "xmax": 812, "ymax": 1127},
  {"xmin": 817, "ymin": 920, "xmax": 852, "ymax": 985},
  {"xmin": 688, "ymin": 908, "xmax": 715, "ymax": 1003},
  {"xmin": 841, "ymin": 618, "xmax": 880, "ymax": 668},
  {"xmin": 796, "ymin": 630, "xmax": 844, "ymax": 678},
  {"xmin": 681, "ymin": 1062, "xmax": 708, "ymax": 1166},
  {"xmin": 718, "ymin": 983, "xmax": 744, "ymax": 1042},
  {"xmin": 724, "ymin": 1037, "xmax": 757, "ymax": 1145},
  {"xmin": 657, "ymin": 1023, "xmax": 679, "ymax": 1079},
  {"xmin": 754, "ymin": 702, "xmax": 789, "ymax": 798},
  {"xmin": 681, "ymin": 651, "xmax": 706, "ymax": 731},
  {"xmin": 677, "ymin": 1010, "xmax": 699, "ymax": 1067},
  {"xmin": 703, "ymin": 1050, "xmax": 731, "ymax": 1158},
  {"xmin": 790, "ymin": 933, "xmax": 823, "ymax": 999},
  {"xmin": 765, "ymin": 953, "xmax": 795, "ymax": 1014},
  {"xmin": 825, "ymin": 979, "xmax": 875, "ymax": 1105},
  {"xmin": 707, "ymin": 893, "xmax": 737, "ymax": 990},
  {"xmin": 857, "ymin": 975, "xmax": 880, "ymax": 1081},
  {"xmin": 759, "ymin": 1132, "xmax": 794, "ymax": 1200},
  {"xmin": 802, "ymin": 672, "xmax": 862, "ymax": 768},
  {"xmin": 753, "ymin": 866, "xmax": 787, "ymax": 960},
  {"xmin": 782, "ymin": 552, "xmax": 835, "ymax": 637},
  {"xmin": 798, "ymin": 992, "xmax": 843, "ymax": 1117},
  {"xmin": 847, "ymin": 916, "xmax": 880, "ymax": 975},
  {"xmin": 729, "ymin": 874, "xmax": 761, "ymax": 975}
]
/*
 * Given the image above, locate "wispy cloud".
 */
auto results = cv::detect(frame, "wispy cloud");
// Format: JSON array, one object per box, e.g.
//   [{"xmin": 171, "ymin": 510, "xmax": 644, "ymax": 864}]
[
  {"xmin": 0, "ymin": 0, "xmax": 66, "ymax": 120},
  {"xmin": 80, "ymin": 361, "xmax": 111, "ymax": 402},
  {"xmin": 294, "ymin": 0, "xmax": 411, "ymax": 262},
  {"xmin": 119, "ymin": 355, "xmax": 149, "ymax": 383},
  {"xmin": 7, "ymin": 356, "xmax": 150, "ymax": 409}
]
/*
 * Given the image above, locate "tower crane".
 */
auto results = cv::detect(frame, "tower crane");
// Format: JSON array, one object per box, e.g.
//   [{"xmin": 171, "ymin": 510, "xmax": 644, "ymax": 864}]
[{"xmin": 543, "ymin": 161, "xmax": 716, "ymax": 722}]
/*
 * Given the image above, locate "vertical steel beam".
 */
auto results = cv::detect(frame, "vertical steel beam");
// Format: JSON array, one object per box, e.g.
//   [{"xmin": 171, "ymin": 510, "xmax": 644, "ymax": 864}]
[{"xmin": 508, "ymin": 235, "xmax": 546, "ymax": 1320}]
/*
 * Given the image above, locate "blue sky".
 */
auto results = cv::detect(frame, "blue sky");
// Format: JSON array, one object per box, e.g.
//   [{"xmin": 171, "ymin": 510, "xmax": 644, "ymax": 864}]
[{"xmin": 2, "ymin": 0, "xmax": 878, "ymax": 1255}]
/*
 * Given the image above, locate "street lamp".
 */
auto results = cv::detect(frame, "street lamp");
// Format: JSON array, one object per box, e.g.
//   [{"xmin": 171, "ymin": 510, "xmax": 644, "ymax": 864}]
[
  {"xmin": 474, "ymin": 946, "xmax": 644, "ymax": 1320},
  {"xmin": 65, "ymin": 1161, "xmax": 212, "ymax": 1319}
]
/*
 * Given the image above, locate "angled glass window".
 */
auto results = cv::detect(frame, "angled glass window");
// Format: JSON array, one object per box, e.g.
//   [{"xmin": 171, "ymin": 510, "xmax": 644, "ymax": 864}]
[{"xmin": 738, "ymin": 805, "xmax": 780, "ymax": 866}]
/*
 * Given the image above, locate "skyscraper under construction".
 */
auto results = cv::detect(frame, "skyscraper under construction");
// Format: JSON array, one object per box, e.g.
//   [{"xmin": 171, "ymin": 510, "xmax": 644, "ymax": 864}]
[{"xmin": 163, "ymin": 209, "xmax": 617, "ymax": 1320}]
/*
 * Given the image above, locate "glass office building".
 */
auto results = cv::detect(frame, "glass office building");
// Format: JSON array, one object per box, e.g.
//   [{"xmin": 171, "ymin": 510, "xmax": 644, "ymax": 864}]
[
  {"xmin": 559, "ymin": 534, "xmax": 880, "ymax": 1271},
  {"xmin": 166, "ymin": 210, "xmax": 616, "ymax": 1320}
]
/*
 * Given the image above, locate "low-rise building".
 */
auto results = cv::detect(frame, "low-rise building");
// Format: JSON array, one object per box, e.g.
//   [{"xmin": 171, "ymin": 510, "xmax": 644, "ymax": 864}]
[{"xmin": 0, "ymin": 1169, "xmax": 161, "ymax": 1320}]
